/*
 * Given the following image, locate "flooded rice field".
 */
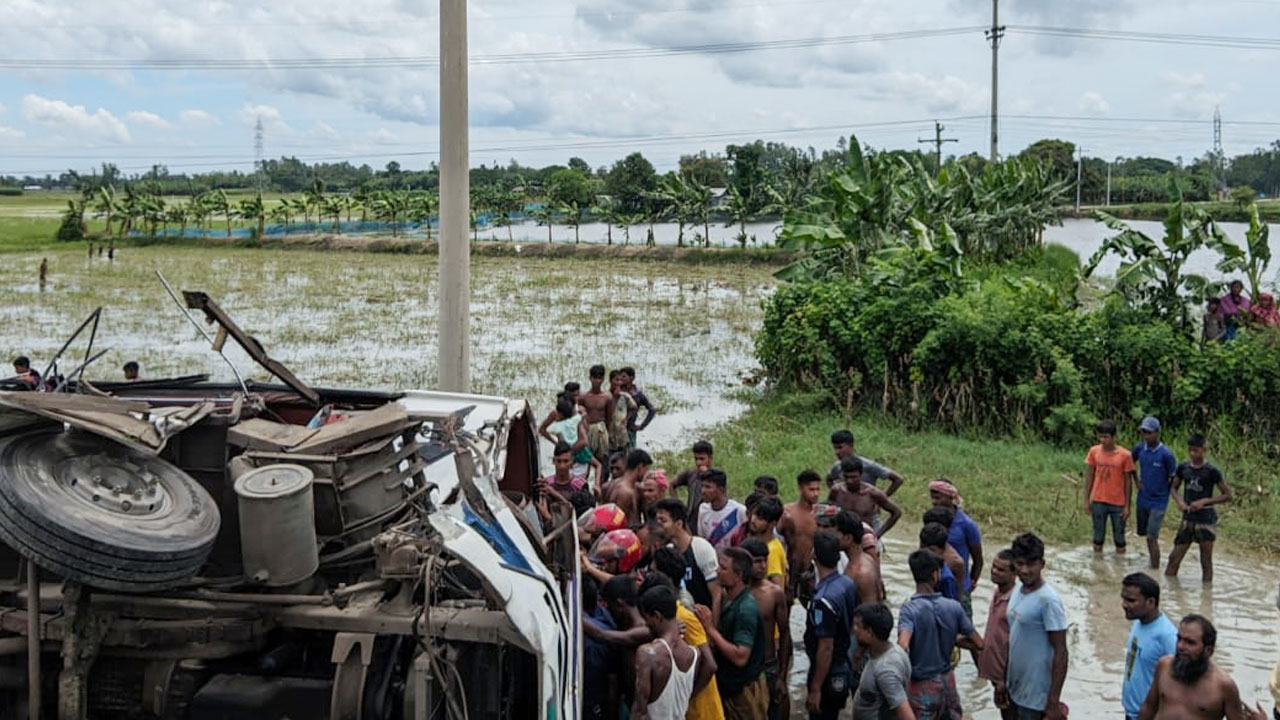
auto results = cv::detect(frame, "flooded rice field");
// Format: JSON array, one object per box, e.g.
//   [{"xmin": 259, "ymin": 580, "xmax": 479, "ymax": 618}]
[
  {"xmin": 787, "ymin": 535, "xmax": 1279, "ymax": 719},
  {"xmin": 0, "ymin": 247, "xmax": 775, "ymax": 452},
  {"xmin": 3, "ymin": 247, "xmax": 1278, "ymax": 719}
]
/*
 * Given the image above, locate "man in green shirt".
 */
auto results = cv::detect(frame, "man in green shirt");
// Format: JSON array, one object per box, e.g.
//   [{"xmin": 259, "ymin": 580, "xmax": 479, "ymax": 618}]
[{"xmin": 695, "ymin": 547, "xmax": 767, "ymax": 720}]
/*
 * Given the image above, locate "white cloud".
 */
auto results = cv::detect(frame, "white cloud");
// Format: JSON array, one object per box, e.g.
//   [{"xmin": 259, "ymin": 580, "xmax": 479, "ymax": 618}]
[
  {"xmin": 308, "ymin": 120, "xmax": 339, "ymax": 140},
  {"xmin": 1078, "ymin": 91, "xmax": 1110, "ymax": 115},
  {"xmin": 125, "ymin": 110, "xmax": 171, "ymax": 130},
  {"xmin": 239, "ymin": 103, "xmax": 291, "ymax": 132},
  {"xmin": 179, "ymin": 109, "xmax": 220, "ymax": 127},
  {"xmin": 0, "ymin": 126, "xmax": 25, "ymax": 141},
  {"xmin": 20, "ymin": 94, "xmax": 130, "ymax": 143},
  {"xmin": 1160, "ymin": 71, "xmax": 1226, "ymax": 119}
]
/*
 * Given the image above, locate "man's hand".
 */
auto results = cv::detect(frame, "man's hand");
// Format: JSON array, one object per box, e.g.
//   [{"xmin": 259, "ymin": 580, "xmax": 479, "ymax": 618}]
[
  {"xmin": 993, "ymin": 682, "xmax": 1010, "ymax": 709},
  {"xmin": 806, "ymin": 687, "xmax": 822, "ymax": 713},
  {"xmin": 1084, "ymin": 499, "xmax": 1092, "ymax": 514},
  {"xmin": 1122, "ymin": 505, "xmax": 1131, "ymax": 521},
  {"xmin": 1044, "ymin": 701, "xmax": 1067, "ymax": 720},
  {"xmin": 774, "ymin": 673, "xmax": 787, "ymax": 699},
  {"xmin": 1189, "ymin": 499, "xmax": 1208, "ymax": 512},
  {"xmin": 693, "ymin": 604, "xmax": 712, "ymax": 628},
  {"xmin": 1239, "ymin": 702, "xmax": 1267, "ymax": 720}
]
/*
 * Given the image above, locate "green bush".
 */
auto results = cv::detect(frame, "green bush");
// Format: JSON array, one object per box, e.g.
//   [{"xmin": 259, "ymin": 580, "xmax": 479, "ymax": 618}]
[
  {"xmin": 757, "ymin": 268, "xmax": 1280, "ymax": 446},
  {"xmin": 0, "ymin": 187, "xmax": 23, "ymax": 197}
]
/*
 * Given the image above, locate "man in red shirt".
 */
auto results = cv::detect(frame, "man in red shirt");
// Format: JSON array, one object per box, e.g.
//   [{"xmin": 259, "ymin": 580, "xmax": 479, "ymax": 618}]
[
  {"xmin": 1085, "ymin": 419, "xmax": 1137, "ymax": 554},
  {"xmin": 978, "ymin": 549, "xmax": 1017, "ymax": 720}
]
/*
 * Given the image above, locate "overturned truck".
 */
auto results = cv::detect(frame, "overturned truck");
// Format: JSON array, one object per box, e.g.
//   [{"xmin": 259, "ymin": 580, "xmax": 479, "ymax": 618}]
[{"xmin": 0, "ymin": 291, "xmax": 582, "ymax": 720}]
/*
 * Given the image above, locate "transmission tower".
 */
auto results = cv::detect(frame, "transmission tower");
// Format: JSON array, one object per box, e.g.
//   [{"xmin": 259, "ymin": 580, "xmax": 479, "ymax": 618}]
[
  {"xmin": 1213, "ymin": 106, "xmax": 1225, "ymax": 194},
  {"xmin": 986, "ymin": 0, "xmax": 1005, "ymax": 163},
  {"xmin": 254, "ymin": 116, "xmax": 265, "ymax": 192},
  {"xmin": 918, "ymin": 121, "xmax": 959, "ymax": 175}
]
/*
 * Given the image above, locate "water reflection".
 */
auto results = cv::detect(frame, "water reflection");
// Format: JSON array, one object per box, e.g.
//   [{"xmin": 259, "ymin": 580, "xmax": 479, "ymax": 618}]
[{"xmin": 786, "ymin": 536, "xmax": 1277, "ymax": 719}]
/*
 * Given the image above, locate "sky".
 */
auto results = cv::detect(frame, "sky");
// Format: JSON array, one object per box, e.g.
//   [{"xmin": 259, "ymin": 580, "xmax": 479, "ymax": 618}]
[{"xmin": 1, "ymin": 0, "xmax": 1279, "ymax": 179}]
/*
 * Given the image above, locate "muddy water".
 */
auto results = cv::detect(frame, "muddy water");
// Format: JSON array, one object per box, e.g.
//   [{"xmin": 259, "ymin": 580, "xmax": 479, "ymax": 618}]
[
  {"xmin": 785, "ymin": 536, "xmax": 1279, "ymax": 719},
  {"xmin": 0, "ymin": 248, "xmax": 774, "ymax": 458}
]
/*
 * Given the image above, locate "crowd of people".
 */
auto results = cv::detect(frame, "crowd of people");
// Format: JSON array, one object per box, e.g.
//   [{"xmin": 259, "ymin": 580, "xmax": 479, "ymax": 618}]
[
  {"xmin": 1204, "ymin": 280, "xmax": 1280, "ymax": 340},
  {"xmin": 532, "ymin": 366, "xmax": 1272, "ymax": 720}
]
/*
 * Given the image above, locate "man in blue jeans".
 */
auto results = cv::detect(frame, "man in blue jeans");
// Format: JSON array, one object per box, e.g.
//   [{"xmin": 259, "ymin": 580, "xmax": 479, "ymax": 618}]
[{"xmin": 1132, "ymin": 416, "xmax": 1177, "ymax": 570}]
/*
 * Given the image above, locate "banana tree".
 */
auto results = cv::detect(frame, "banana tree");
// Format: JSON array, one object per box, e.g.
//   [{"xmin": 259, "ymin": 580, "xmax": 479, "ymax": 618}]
[
  {"xmin": 93, "ymin": 185, "xmax": 119, "ymax": 237},
  {"xmin": 239, "ymin": 194, "xmax": 266, "ymax": 238},
  {"xmin": 168, "ymin": 203, "xmax": 191, "ymax": 237},
  {"xmin": 563, "ymin": 202, "xmax": 586, "ymax": 244},
  {"xmin": 204, "ymin": 189, "xmax": 233, "ymax": 237},
  {"xmin": 373, "ymin": 191, "xmax": 409, "ymax": 237},
  {"xmin": 594, "ymin": 196, "xmax": 621, "ymax": 246},
  {"xmin": 722, "ymin": 185, "xmax": 753, "ymax": 248},
  {"xmin": 322, "ymin": 195, "xmax": 345, "ymax": 233},
  {"xmin": 1086, "ymin": 180, "xmax": 1242, "ymax": 332},
  {"xmin": 529, "ymin": 205, "xmax": 555, "ymax": 242},
  {"xmin": 1216, "ymin": 201, "xmax": 1272, "ymax": 301}
]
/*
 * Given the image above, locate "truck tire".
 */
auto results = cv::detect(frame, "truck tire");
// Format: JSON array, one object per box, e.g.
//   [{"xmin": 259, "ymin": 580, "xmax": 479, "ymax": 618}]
[{"xmin": 0, "ymin": 429, "xmax": 219, "ymax": 591}]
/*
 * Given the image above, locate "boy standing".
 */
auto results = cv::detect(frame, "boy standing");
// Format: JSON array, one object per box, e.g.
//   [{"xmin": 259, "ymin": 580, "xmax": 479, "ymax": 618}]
[
  {"xmin": 1131, "ymin": 416, "xmax": 1177, "ymax": 570},
  {"xmin": 1085, "ymin": 419, "xmax": 1136, "ymax": 554},
  {"xmin": 1166, "ymin": 434, "xmax": 1233, "ymax": 582},
  {"xmin": 1006, "ymin": 534, "xmax": 1069, "ymax": 720}
]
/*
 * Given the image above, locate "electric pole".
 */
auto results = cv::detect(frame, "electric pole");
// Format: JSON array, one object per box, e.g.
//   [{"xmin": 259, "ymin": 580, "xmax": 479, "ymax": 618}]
[
  {"xmin": 918, "ymin": 121, "xmax": 958, "ymax": 175},
  {"xmin": 1075, "ymin": 146, "xmax": 1087, "ymax": 212},
  {"xmin": 1213, "ymin": 105, "xmax": 1225, "ymax": 196},
  {"xmin": 253, "ymin": 117, "xmax": 264, "ymax": 193},
  {"xmin": 986, "ymin": 0, "xmax": 1005, "ymax": 163},
  {"xmin": 1105, "ymin": 159, "xmax": 1112, "ymax": 207},
  {"xmin": 439, "ymin": 0, "xmax": 471, "ymax": 392}
]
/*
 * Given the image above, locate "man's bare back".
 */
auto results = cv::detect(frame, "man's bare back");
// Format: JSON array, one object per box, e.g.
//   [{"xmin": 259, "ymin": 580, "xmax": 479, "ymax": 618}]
[
  {"xmin": 1140, "ymin": 656, "xmax": 1245, "ymax": 720},
  {"xmin": 607, "ymin": 478, "xmax": 639, "ymax": 522},
  {"xmin": 750, "ymin": 580, "xmax": 786, "ymax": 661},
  {"xmin": 846, "ymin": 553, "xmax": 883, "ymax": 604}
]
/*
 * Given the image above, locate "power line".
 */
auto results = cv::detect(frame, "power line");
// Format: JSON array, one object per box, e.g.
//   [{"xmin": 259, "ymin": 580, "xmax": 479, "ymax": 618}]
[
  {"xmin": 1012, "ymin": 25, "xmax": 1280, "ymax": 50},
  {"xmin": 0, "ymin": 27, "xmax": 985, "ymax": 70}
]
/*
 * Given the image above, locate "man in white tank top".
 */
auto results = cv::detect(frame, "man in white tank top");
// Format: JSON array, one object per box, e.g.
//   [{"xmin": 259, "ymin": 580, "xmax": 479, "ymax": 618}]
[{"xmin": 633, "ymin": 584, "xmax": 717, "ymax": 720}]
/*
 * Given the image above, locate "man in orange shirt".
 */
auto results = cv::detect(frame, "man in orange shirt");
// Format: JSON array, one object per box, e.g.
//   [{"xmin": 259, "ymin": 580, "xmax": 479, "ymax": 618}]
[{"xmin": 1085, "ymin": 419, "xmax": 1137, "ymax": 554}]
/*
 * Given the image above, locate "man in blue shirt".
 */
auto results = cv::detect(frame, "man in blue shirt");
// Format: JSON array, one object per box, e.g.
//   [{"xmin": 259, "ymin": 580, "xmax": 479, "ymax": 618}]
[
  {"xmin": 1132, "ymin": 416, "xmax": 1177, "ymax": 570},
  {"xmin": 1120, "ymin": 572, "xmax": 1177, "ymax": 720},
  {"xmin": 920, "ymin": 523, "xmax": 961, "ymax": 602},
  {"xmin": 1007, "ymin": 533, "xmax": 1069, "ymax": 720},
  {"xmin": 898, "ymin": 549, "xmax": 983, "ymax": 719},
  {"xmin": 804, "ymin": 531, "xmax": 859, "ymax": 720}
]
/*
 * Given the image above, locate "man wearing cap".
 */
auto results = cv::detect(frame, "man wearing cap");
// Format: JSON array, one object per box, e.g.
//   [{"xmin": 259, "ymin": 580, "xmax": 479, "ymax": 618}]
[
  {"xmin": 1132, "ymin": 417, "xmax": 1177, "ymax": 571},
  {"xmin": 929, "ymin": 479, "xmax": 984, "ymax": 610}
]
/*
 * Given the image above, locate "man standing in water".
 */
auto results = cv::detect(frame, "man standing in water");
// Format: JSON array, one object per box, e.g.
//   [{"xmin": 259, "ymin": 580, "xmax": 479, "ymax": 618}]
[
  {"xmin": 609, "ymin": 369, "xmax": 637, "ymax": 455},
  {"xmin": 696, "ymin": 548, "xmax": 768, "ymax": 720},
  {"xmin": 1006, "ymin": 533, "xmax": 1069, "ymax": 720},
  {"xmin": 1166, "ymin": 434, "xmax": 1233, "ymax": 582},
  {"xmin": 779, "ymin": 470, "xmax": 822, "ymax": 604},
  {"xmin": 1132, "ymin": 417, "xmax": 1178, "ymax": 570},
  {"xmin": 851, "ymin": 603, "xmax": 914, "ymax": 720},
  {"xmin": 898, "ymin": 549, "xmax": 982, "ymax": 719},
  {"xmin": 1137, "ymin": 615, "xmax": 1248, "ymax": 720},
  {"xmin": 1122, "ymin": 573, "xmax": 1178, "ymax": 720},
  {"xmin": 979, "ymin": 549, "xmax": 1017, "ymax": 720},
  {"xmin": 827, "ymin": 429, "xmax": 904, "ymax": 495},
  {"xmin": 929, "ymin": 479, "xmax": 984, "ymax": 608},
  {"xmin": 1085, "ymin": 419, "xmax": 1136, "ymax": 554},
  {"xmin": 582, "ymin": 365, "xmax": 616, "ymax": 463},
  {"xmin": 829, "ymin": 457, "xmax": 902, "ymax": 539},
  {"xmin": 805, "ymin": 532, "xmax": 859, "ymax": 720}
]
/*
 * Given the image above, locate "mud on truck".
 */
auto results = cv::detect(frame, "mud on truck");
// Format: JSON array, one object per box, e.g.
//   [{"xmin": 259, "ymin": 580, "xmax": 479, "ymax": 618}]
[{"xmin": 0, "ymin": 290, "xmax": 583, "ymax": 720}]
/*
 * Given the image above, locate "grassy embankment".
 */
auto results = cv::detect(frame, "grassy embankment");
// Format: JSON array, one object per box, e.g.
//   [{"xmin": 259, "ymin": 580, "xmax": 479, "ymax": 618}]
[
  {"xmin": 660, "ymin": 391, "xmax": 1280, "ymax": 556},
  {"xmin": 1065, "ymin": 197, "xmax": 1280, "ymax": 223}
]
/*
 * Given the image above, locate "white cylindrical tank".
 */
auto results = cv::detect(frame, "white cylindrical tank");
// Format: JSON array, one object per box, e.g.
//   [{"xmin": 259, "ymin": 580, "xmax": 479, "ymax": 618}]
[{"xmin": 234, "ymin": 463, "xmax": 319, "ymax": 587}]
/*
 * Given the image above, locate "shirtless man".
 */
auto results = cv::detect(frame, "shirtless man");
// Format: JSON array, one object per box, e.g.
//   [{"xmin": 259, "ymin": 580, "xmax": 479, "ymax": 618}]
[
  {"xmin": 581, "ymin": 365, "xmax": 616, "ymax": 462},
  {"xmin": 828, "ymin": 456, "xmax": 902, "ymax": 539},
  {"xmin": 606, "ymin": 449, "xmax": 651, "ymax": 524},
  {"xmin": 779, "ymin": 470, "xmax": 822, "ymax": 604},
  {"xmin": 1138, "ymin": 614, "xmax": 1248, "ymax": 720},
  {"xmin": 632, "ymin": 584, "xmax": 716, "ymax": 720},
  {"xmin": 834, "ymin": 510, "xmax": 882, "ymax": 604},
  {"xmin": 742, "ymin": 538, "xmax": 792, "ymax": 720}
]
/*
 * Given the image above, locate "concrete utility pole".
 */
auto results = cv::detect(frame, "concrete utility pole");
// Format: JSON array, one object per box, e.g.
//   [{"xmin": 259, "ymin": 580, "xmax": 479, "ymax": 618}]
[
  {"xmin": 1075, "ymin": 146, "xmax": 1087, "ymax": 212},
  {"xmin": 918, "ymin": 121, "xmax": 958, "ymax": 175},
  {"xmin": 986, "ymin": 0, "xmax": 1005, "ymax": 163},
  {"xmin": 1106, "ymin": 160, "xmax": 1112, "ymax": 207},
  {"xmin": 439, "ymin": 0, "xmax": 471, "ymax": 392}
]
